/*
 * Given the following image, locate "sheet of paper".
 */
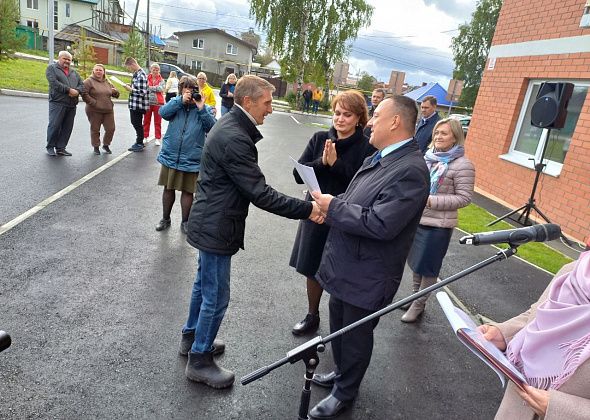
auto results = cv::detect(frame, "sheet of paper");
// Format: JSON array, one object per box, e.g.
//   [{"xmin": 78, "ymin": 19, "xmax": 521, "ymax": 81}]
[
  {"xmin": 290, "ymin": 156, "xmax": 321, "ymax": 193},
  {"xmin": 109, "ymin": 75, "xmax": 127, "ymax": 87}
]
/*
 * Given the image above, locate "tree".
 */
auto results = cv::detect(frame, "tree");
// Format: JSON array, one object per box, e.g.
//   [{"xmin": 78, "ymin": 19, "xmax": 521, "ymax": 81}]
[
  {"xmin": 241, "ymin": 28, "xmax": 261, "ymax": 49},
  {"xmin": 451, "ymin": 0, "xmax": 502, "ymax": 108},
  {"xmin": 123, "ymin": 29, "xmax": 147, "ymax": 66},
  {"xmin": 0, "ymin": 0, "xmax": 26, "ymax": 61},
  {"xmin": 70, "ymin": 27, "xmax": 96, "ymax": 79},
  {"xmin": 249, "ymin": 0, "xmax": 373, "ymax": 103},
  {"xmin": 357, "ymin": 71, "xmax": 377, "ymax": 92}
]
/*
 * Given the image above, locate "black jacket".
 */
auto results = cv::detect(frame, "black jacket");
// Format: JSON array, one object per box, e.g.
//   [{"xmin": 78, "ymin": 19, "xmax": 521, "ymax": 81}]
[
  {"xmin": 187, "ymin": 106, "xmax": 313, "ymax": 255},
  {"xmin": 414, "ymin": 112, "xmax": 440, "ymax": 153},
  {"xmin": 45, "ymin": 63, "xmax": 84, "ymax": 107},
  {"xmin": 315, "ymin": 139, "xmax": 430, "ymax": 311},
  {"xmin": 219, "ymin": 83, "xmax": 235, "ymax": 109}
]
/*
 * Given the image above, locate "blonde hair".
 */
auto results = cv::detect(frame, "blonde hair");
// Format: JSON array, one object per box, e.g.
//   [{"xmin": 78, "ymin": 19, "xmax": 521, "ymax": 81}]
[
  {"xmin": 225, "ymin": 73, "xmax": 237, "ymax": 84},
  {"xmin": 197, "ymin": 72, "xmax": 207, "ymax": 81},
  {"xmin": 169, "ymin": 71, "xmax": 177, "ymax": 79},
  {"xmin": 429, "ymin": 117, "xmax": 465, "ymax": 149},
  {"xmin": 331, "ymin": 90, "xmax": 369, "ymax": 127},
  {"xmin": 150, "ymin": 63, "xmax": 160, "ymax": 70},
  {"xmin": 92, "ymin": 63, "xmax": 107, "ymax": 80},
  {"xmin": 234, "ymin": 75, "xmax": 275, "ymax": 105}
]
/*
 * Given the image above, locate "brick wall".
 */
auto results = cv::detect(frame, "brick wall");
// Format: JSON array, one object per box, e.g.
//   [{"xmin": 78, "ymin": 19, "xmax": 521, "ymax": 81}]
[
  {"xmin": 467, "ymin": 0, "xmax": 590, "ymax": 242},
  {"xmin": 493, "ymin": 0, "xmax": 588, "ymax": 45}
]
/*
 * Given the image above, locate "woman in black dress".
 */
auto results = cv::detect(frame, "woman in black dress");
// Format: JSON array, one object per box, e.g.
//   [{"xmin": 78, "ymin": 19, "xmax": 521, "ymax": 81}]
[{"xmin": 290, "ymin": 90, "xmax": 376, "ymax": 335}]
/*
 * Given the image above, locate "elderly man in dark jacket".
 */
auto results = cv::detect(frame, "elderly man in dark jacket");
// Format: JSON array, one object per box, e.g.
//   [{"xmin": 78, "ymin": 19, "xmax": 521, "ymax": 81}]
[
  {"xmin": 309, "ymin": 95, "xmax": 430, "ymax": 419},
  {"xmin": 179, "ymin": 75, "xmax": 323, "ymax": 389},
  {"xmin": 45, "ymin": 50, "xmax": 84, "ymax": 156}
]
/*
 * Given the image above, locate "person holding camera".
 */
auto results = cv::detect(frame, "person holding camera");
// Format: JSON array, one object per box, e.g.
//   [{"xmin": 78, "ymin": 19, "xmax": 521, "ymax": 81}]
[{"xmin": 155, "ymin": 76, "xmax": 216, "ymax": 233}]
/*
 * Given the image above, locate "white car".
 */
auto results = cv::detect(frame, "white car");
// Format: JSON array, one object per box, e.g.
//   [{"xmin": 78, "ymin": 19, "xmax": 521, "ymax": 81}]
[{"xmin": 450, "ymin": 114, "xmax": 471, "ymax": 137}]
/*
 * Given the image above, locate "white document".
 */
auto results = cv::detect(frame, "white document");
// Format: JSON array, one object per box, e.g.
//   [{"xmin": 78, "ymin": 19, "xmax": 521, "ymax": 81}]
[
  {"xmin": 109, "ymin": 75, "xmax": 128, "ymax": 87},
  {"xmin": 290, "ymin": 156, "xmax": 321, "ymax": 193},
  {"xmin": 436, "ymin": 291, "xmax": 527, "ymax": 390}
]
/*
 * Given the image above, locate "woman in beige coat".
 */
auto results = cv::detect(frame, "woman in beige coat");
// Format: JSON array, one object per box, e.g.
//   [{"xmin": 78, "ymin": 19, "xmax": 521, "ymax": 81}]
[
  {"xmin": 81, "ymin": 64, "xmax": 119, "ymax": 155},
  {"xmin": 479, "ymin": 253, "xmax": 590, "ymax": 419},
  {"xmin": 401, "ymin": 117, "xmax": 475, "ymax": 322}
]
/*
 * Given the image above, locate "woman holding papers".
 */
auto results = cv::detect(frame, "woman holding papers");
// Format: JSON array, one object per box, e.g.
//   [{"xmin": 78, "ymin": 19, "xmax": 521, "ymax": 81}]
[
  {"xmin": 143, "ymin": 63, "xmax": 165, "ymax": 146},
  {"xmin": 289, "ymin": 90, "xmax": 375, "ymax": 335},
  {"xmin": 81, "ymin": 64, "xmax": 120, "ymax": 155},
  {"xmin": 479, "ymin": 252, "xmax": 590, "ymax": 419},
  {"xmin": 401, "ymin": 118, "xmax": 475, "ymax": 322}
]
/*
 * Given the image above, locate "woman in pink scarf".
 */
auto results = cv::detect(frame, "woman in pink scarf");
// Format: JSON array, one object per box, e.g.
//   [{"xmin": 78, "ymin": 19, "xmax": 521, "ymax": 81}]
[{"xmin": 479, "ymin": 251, "xmax": 590, "ymax": 419}]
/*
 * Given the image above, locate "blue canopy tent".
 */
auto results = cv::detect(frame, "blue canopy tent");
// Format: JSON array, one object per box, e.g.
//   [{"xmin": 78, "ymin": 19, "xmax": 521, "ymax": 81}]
[
  {"xmin": 150, "ymin": 34, "xmax": 166, "ymax": 47},
  {"xmin": 404, "ymin": 82, "xmax": 452, "ymax": 106}
]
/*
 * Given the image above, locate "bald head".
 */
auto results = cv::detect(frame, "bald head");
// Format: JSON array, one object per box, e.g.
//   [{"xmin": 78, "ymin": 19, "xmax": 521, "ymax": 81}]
[{"xmin": 367, "ymin": 96, "xmax": 418, "ymax": 149}]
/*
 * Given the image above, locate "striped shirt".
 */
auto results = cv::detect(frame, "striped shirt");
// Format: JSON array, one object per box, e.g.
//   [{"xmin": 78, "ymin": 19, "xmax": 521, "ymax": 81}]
[{"xmin": 128, "ymin": 69, "xmax": 149, "ymax": 111}]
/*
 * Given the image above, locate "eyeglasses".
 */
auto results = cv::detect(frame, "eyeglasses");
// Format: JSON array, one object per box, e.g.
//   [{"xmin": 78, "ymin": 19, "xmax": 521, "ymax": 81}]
[{"xmin": 197, "ymin": 77, "xmax": 206, "ymax": 80}]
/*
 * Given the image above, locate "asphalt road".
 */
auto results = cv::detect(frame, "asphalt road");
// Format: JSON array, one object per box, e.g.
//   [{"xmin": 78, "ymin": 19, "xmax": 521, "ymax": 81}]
[{"xmin": 0, "ymin": 96, "xmax": 554, "ymax": 419}]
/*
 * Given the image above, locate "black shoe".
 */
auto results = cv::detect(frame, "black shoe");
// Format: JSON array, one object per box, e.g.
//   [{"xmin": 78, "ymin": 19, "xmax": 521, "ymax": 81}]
[
  {"xmin": 93, "ymin": 147, "xmax": 101, "ymax": 155},
  {"xmin": 309, "ymin": 394, "xmax": 350, "ymax": 419},
  {"xmin": 46, "ymin": 147, "xmax": 57, "ymax": 156},
  {"xmin": 128, "ymin": 143, "xmax": 144, "ymax": 152},
  {"xmin": 102, "ymin": 145, "xmax": 112, "ymax": 154},
  {"xmin": 185, "ymin": 351, "xmax": 234, "ymax": 389},
  {"xmin": 155, "ymin": 218, "xmax": 171, "ymax": 231},
  {"xmin": 292, "ymin": 313, "xmax": 320, "ymax": 336},
  {"xmin": 56, "ymin": 149, "xmax": 72, "ymax": 156},
  {"xmin": 311, "ymin": 371, "xmax": 337, "ymax": 388}
]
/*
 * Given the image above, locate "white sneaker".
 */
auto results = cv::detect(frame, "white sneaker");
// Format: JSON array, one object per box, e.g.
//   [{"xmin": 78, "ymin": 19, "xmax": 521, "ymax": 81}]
[
  {"xmin": 143, "ymin": 138, "xmax": 148, "ymax": 144},
  {"xmin": 155, "ymin": 139, "xmax": 161, "ymax": 146}
]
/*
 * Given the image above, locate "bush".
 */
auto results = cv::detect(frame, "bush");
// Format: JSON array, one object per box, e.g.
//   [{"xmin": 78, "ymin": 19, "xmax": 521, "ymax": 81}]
[{"xmin": 285, "ymin": 91, "xmax": 297, "ymax": 108}]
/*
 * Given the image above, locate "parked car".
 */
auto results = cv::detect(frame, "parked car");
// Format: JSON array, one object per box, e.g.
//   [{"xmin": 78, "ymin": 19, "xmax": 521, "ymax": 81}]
[
  {"xmin": 153, "ymin": 62, "xmax": 189, "ymax": 80},
  {"xmin": 450, "ymin": 114, "xmax": 471, "ymax": 137}
]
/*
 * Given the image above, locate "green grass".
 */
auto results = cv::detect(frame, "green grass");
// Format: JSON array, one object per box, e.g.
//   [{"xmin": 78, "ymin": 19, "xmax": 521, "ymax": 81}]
[
  {"xmin": 0, "ymin": 57, "xmax": 131, "ymax": 100},
  {"xmin": 458, "ymin": 204, "xmax": 573, "ymax": 274}
]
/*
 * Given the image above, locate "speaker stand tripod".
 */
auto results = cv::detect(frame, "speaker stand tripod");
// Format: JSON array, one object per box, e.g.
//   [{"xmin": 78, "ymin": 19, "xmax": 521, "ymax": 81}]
[{"xmin": 487, "ymin": 128, "xmax": 570, "ymax": 244}]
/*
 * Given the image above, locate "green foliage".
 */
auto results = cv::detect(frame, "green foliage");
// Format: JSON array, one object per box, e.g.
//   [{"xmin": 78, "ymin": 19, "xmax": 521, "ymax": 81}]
[
  {"xmin": 249, "ymin": 0, "xmax": 373, "ymax": 86},
  {"xmin": 458, "ymin": 204, "xmax": 573, "ymax": 274},
  {"xmin": 451, "ymin": 0, "xmax": 502, "ymax": 108},
  {"xmin": 285, "ymin": 91, "xmax": 298, "ymax": 108},
  {"xmin": 70, "ymin": 28, "xmax": 96, "ymax": 79},
  {"xmin": 356, "ymin": 71, "xmax": 376, "ymax": 92},
  {"xmin": 0, "ymin": 0, "xmax": 26, "ymax": 61},
  {"xmin": 123, "ymin": 29, "xmax": 146, "ymax": 66}
]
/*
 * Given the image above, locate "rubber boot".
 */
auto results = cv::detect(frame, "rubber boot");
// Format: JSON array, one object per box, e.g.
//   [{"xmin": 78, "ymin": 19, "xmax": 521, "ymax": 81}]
[
  {"xmin": 400, "ymin": 273, "xmax": 422, "ymax": 310},
  {"xmin": 185, "ymin": 351, "xmax": 235, "ymax": 389},
  {"xmin": 401, "ymin": 276, "xmax": 437, "ymax": 323},
  {"xmin": 179, "ymin": 331, "xmax": 225, "ymax": 357}
]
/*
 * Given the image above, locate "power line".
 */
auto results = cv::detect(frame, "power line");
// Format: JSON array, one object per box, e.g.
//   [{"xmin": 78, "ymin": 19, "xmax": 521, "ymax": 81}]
[{"xmin": 350, "ymin": 47, "xmax": 451, "ymax": 76}]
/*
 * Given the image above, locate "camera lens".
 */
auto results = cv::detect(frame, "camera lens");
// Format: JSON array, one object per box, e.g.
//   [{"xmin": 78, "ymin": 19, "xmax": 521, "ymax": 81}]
[{"xmin": 191, "ymin": 91, "xmax": 201, "ymax": 102}]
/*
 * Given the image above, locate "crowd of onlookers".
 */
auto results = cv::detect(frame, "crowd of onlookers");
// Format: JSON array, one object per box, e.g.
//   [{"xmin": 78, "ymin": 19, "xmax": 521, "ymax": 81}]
[{"xmin": 42, "ymin": 51, "xmax": 589, "ymax": 420}]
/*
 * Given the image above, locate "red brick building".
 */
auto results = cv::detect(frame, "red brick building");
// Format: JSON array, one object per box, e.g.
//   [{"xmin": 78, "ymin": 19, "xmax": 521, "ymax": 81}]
[{"xmin": 468, "ymin": 0, "xmax": 590, "ymax": 242}]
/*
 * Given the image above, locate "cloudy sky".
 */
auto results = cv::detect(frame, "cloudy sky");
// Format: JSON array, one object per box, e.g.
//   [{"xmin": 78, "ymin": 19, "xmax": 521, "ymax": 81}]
[{"xmin": 125, "ymin": 0, "xmax": 478, "ymax": 87}]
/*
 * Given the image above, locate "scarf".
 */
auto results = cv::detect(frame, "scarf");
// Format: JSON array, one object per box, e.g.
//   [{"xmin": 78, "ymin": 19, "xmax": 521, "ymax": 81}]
[
  {"xmin": 424, "ymin": 145, "xmax": 464, "ymax": 194},
  {"xmin": 506, "ymin": 251, "xmax": 590, "ymax": 390}
]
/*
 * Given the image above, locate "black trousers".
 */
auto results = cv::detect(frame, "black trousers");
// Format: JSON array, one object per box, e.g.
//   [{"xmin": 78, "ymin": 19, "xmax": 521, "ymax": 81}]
[
  {"xmin": 129, "ymin": 109, "xmax": 145, "ymax": 144},
  {"xmin": 46, "ymin": 102, "xmax": 77, "ymax": 150},
  {"xmin": 329, "ymin": 295, "xmax": 380, "ymax": 402}
]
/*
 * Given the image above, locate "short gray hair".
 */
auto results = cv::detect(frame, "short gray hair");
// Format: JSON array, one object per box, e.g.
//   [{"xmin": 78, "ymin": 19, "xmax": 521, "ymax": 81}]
[
  {"xmin": 58, "ymin": 50, "xmax": 72, "ymax": 59},
  {"xmin": 234, "ymin": 75, "xmax": 275, "ymax": 105}
]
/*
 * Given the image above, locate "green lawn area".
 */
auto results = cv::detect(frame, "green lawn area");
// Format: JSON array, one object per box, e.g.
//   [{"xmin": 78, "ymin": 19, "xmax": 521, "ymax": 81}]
[
  {"xmin": 0, "ymin": 57, "xmax": 131, "ymax": 100},
  {"xmin": 458, "ymin": 204, "xmax": 573, "ymax": 274}
]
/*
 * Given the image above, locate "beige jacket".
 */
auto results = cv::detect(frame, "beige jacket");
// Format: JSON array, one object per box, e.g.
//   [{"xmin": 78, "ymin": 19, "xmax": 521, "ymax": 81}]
[
  {"xmin": 419, "ymin": 156, "xmax": 475, "ymax": 228},
  {"xmin": 81, "ymin": 75, "xmax": 119, "ymax": 113},
  {"xmin": 494, "ymin": 262, "xmax": 590, "ymax": 420}
]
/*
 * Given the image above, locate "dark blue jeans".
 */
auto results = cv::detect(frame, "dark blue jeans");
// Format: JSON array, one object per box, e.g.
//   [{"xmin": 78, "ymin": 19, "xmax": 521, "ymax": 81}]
[
  {"xmin": 46, "ymin": 102, "xmax": 77, "ymax": 150},
  {"xmin": 183, "ymin": 250, "xmax": 232, "ymax": 354},
  {"xmin": 312, "ymin": 100, "xmax": 320, "ymax": 114}
]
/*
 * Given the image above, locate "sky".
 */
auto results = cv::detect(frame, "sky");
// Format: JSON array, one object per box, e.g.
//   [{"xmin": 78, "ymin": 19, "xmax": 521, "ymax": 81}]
[{"xmin": 124, "ymin": 0, "xmax": 478, "ymax": 88}]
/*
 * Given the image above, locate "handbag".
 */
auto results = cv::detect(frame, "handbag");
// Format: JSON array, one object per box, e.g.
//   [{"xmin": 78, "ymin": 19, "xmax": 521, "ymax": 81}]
[{"xmin": 149, "ymin": 90, "xmax": 164, "ymax": 106}]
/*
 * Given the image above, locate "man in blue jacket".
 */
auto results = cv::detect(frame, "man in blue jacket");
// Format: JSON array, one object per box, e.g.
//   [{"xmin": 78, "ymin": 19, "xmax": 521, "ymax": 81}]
[
  {"xmin": 414, "ymin": 95, "xmax": 440, "ymax": 154},
  {"xmin": 309, "ymin": 95, "xmax": 430, "ymax": 419},
  {"xmin": 45, "ymin": 51, "xmax": 84, "ymax": 156}
]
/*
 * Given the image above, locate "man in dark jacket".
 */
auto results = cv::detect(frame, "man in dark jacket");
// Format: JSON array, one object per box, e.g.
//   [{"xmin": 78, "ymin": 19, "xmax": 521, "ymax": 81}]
[
  {"xmin": 179, "ymin": 75, "xmax": 324, "ymax": 389},
  {"xmin": 308, "ymin": 95, "xmax": 430, "ymax": 419},
  {"xmin": 45, "ymin": 50, "xmax": 84, "ymax": 156},
  {"xmin": 414, "ymin": 95, "xmax": 440, "ymax": 154}
]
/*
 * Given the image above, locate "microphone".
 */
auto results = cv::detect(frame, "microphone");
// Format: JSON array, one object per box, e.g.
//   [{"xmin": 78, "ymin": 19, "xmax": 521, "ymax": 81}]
[
  {"xmin": 0, "ymin": 331, "xmax": 11, "ymax": 353},
  {"xmin": 459, "ymin": 224, "xmax": 561, "ymax": 246}
]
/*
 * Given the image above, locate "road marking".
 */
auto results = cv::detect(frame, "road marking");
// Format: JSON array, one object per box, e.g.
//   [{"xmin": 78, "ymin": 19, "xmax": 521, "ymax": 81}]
[
  {"xmin": 0, "ymin": 141, "xmax": 153, "ymax": 236},
  {"xmin": 290, "ymin": 115, "xmax": 301, "ymax": 125}
]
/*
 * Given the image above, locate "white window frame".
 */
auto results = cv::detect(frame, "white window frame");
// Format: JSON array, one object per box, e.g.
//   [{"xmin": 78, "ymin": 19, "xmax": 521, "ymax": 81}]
[
  {"xmin": 27, "ymin": 19, "xmax": 39, "ymax": 28},
  {"xmin": 192, "ymin": 38, "xmax": 204, "ymax": 49},
  {"xmin": 500, "ymin": 79, "xmax": 589, "ymax": 177},
  {"xmin": 53, "ymin": 0, "xmax": 59, "ymax": 30},
  {"xmin": 26, "ymin": 0, "xmax": 39, "ymax": 10},
  {"xmin": 65, "ymin": 3, "xmax": 71, "ymax": 17},
  {"xmin": 226, "ymin": 43, "xmax": 238, "ymax": 55},
  {"xmin": 191, "ymin": 60, "xmax": 202, "ymax": 71}
]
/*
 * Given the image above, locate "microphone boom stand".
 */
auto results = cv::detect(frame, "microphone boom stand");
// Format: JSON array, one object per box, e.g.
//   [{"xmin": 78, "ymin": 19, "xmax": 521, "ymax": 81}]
[{"xmin": 241, "ymin": 247, "xmax": 518, "ymax": 419}]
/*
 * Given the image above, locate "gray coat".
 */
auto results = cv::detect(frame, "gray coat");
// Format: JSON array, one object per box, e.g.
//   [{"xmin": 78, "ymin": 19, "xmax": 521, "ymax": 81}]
[
  {"xmin": 46, "ymin": 63, "xmax": 84, "ymax": 107},
  {"xmin": 315, "ymin": 140, "xmax": 430, "ymax": 311}
]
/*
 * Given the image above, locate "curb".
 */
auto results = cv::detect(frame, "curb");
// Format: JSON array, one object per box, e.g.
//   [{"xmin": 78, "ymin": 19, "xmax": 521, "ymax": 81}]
[{"xmin": 0, "ymin": 89, "xmax": 128, "ymax": 104}]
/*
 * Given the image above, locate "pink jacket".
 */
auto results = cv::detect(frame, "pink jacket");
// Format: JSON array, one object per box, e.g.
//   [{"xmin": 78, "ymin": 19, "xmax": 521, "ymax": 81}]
[{"xmin": 419, "ymin": 156, "xmax": 475, "ymax": 228}]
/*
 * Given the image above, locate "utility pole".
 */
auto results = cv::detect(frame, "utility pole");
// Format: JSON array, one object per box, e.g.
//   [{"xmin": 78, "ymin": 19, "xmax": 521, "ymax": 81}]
[
  {"xmin": 48, "ymin": 0, "xmax": 54, "ymax": 63},
  {"xmin": 146, "ymin": 0, "xmax": 151, "ymax": 67},
  {"xmin": 296, "ymin": 8, "xmax": 310, "ymax": 110}
]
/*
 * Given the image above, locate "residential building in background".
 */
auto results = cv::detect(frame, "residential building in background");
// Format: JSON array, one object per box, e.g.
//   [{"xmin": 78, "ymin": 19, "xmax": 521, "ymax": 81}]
[
  {"xmin": 467, "ymin": 0, "xmax": 590, "ymax": 242},
  {"xmin": 333, "ymin": 62, "xmax": 349, "ymax": 85}
]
